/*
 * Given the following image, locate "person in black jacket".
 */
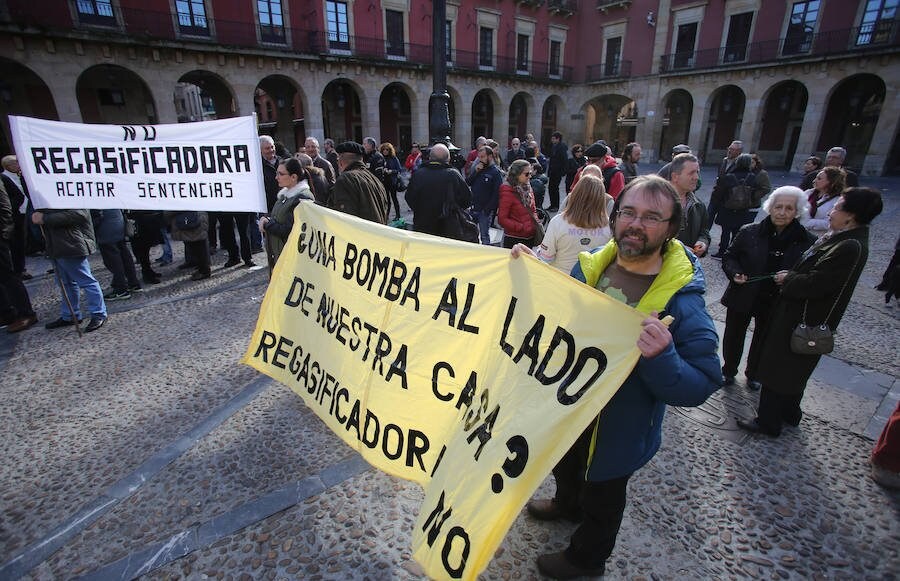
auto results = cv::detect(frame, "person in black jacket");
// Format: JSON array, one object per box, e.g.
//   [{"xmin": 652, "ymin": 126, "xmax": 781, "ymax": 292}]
[
  {"xmin": 405, "ymin": 144, "xmax": 472, "ymax": 237},
  {"xmin": 565, "ymin": 145, "xmax": 586, "ymax": 194},
  {"xmin": 711, "ymin": 153, "xmax": 760, "ymax": 257},
  {"xmin": 720, "ymin": 186, "xmax": 815, "ymax": 389},
  {"xmin": 466, "ymin": 145, "xmax": 502, "ymax": 245},
  {"xmin": 547, "ymin": 131, "xmax": 568, "ymax": 212},
  {"xmin": 0, "ymin": 180, "xmax": 37, "ymax": 332}
]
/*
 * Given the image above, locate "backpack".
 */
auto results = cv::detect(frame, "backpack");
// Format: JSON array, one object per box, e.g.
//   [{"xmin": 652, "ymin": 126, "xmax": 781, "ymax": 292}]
[
  {"xmin": 723, "ymin": 173, "xmax": 754, "ymax": 210},
  {"xmin": 601, "ymin": 166, "xmax": 622, "ymax": 189}
]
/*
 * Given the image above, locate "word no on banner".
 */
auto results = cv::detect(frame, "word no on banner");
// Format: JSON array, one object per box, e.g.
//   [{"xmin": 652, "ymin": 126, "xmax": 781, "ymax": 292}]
[{"xmin": 242, "ymin": 202, "xmax": 645, "ymax": 580}]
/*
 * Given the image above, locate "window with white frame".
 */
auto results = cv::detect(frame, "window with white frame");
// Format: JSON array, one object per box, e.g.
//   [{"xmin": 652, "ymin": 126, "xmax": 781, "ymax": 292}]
[
  {"xmin": 670, "ymin": 5, "xmax": 703, "ymax": 70},
  {"xmin": 549, "ymin": 25, "xmax": 567, "ymax": 78},
  {"xmin": 477, "ymin": 9, "xmax": 500, "ymax": 69},
  {"xmin": 602, "ymin": 20, "xmax": 626, "ymax": 77},
  {"xmin": 76, "ymin": 0, "xmax": 116, "ymax": 25}
]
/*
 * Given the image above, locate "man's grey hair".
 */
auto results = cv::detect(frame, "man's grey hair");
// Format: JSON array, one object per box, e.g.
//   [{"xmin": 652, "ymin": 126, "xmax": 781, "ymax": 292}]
[
  {"xmin": 295, "ymin": 152, "xmax": 314, "ymax": 167},
  {"xmin": 430, "ymin": 143, "xmax": 450, "ymax": 162},
  {"xmin": 305, "ymin": 137, "xmax": 320, "ymax": 147},
  {"xmin": 763, "ymin": 186, "xmax": 810, "ymax": 220},
  {"xmin": 1, "ymin": 155, "xmax": 16, "ymax": 170},
  {"xmin": 475, "ymin": 136, "xmax": 487, "ymax": 147},
  {"xmin": 363, "ymin": 137, "xmax": 377, "ymax": 148},
  {"xmin": 259, "ymin": 135, "xmax": 275, "ymax": 147},
  {"xmin": 731, "ymin": 140, "xmax": 743, "ymax": 149},
  {"xmin": 324, "ymin": 138, "xmax": 335, "ymax": 148},
  {"xmin": 827, "ymin": 146, "xmax": 847, "ymax": 161},
  {"xmin": 670, "ymin": 153, "xmax": 698, "ymax": 176}
]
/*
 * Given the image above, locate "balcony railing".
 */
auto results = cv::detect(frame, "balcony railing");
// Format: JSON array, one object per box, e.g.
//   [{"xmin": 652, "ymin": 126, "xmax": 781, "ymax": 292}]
[
  {"xmin": 547, "ymin": 0, "xmax": 577, "ymax": 15},
  {"xmin": 585, "ymin": 60, "xmax": 632, "ymax": 81},
  {"xmin": 1, "ymin": 6, "xmax": 574, "ymax": 82},
  {"xmin": 660, "ymin": 21, "xmax": 900, "ymax": 73}
]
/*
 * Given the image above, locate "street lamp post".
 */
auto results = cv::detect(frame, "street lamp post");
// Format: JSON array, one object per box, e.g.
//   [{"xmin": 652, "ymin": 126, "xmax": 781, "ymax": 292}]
[{"xmin": 429, "ymin": 0, "xmax": 460, "ymax": 163}]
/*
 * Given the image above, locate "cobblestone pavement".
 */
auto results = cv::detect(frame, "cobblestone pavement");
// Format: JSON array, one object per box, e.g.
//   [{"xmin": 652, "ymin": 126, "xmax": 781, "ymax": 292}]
[{"xmin": 1, "ymin": 167, "xmax": 898, "ymax": 580}]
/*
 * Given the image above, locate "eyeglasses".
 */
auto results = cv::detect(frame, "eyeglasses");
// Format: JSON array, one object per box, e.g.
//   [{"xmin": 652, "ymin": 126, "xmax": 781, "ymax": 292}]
[{"xmin": 616, "ymin": 208, "xmax": 670, "ymax": 227}]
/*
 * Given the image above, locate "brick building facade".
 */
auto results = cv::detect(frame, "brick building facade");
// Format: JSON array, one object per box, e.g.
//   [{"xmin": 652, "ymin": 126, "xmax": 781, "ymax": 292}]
[{"xmin": 0, "ymin": 0, "xmax": 897, "ymax": 174}]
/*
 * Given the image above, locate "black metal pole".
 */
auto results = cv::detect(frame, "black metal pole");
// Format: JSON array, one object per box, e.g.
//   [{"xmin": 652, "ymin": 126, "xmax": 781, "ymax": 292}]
[{"xmin": 429, "ymin": 0, "xmax": 458, "ymax": 158}]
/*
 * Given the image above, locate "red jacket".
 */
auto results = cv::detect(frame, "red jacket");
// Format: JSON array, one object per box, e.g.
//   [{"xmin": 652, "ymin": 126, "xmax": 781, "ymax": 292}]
[
  {"xmin": 498, "ymin": 183, "xmax": 537, "ymax": 239},
  {"xmin": 404, "ymin": 152, "xmax": 420, "ymax": 172},
  {"xmin": 571, "ymin": 156, "xmax": 626, "ymax": 199}
]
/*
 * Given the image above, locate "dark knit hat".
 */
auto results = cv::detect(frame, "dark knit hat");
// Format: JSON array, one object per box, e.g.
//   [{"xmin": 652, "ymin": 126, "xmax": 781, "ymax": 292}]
[
  {"xmin": 584, "ymin": 142, "xmax": 609, "ymax": 159},
  {"xmin": 335, "ymin": 141, "xmax": 365, "ymax": 155}
]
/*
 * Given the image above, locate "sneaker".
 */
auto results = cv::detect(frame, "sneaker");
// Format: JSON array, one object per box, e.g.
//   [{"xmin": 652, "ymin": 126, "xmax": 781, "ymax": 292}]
[
  {"xmin": 129, "ymin": 285, "xmax": 144, "ymax": 293},
  {"xmin": 84, "ymin": 316, "xmax": 107, "ymax": 332},
  {"xmin": 103, "ymin": 289, "xmax": 132, "ymax": 301},
  {"xmin": 45, "ymin": 317, "xmax": 80, "ymax": 329}
]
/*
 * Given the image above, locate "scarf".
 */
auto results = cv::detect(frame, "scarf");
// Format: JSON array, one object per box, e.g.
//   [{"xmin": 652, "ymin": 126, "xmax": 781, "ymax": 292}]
[
  {"xmin": 514, "ymin": 182, "xmax": 534, "ymax": 208},
  {"xmin": 808, "ymin": 190, "xmax": 836, "ymax": 218},
  {"xmin": 277, "ymin": 180, "xmax": 311, "ymax": 202}
]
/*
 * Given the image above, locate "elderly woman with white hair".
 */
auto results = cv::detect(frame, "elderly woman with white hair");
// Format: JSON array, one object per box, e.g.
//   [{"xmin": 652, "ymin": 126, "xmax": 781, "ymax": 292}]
[{"xmin": 719, "ymin": 186, "xmax": 816, "ymax": 389}]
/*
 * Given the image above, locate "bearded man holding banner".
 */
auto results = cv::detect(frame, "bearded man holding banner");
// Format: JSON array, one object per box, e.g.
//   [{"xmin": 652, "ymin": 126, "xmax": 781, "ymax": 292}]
[{"xmin": 513, "ymin": 174, "xmax": 721, "ymax": 579}]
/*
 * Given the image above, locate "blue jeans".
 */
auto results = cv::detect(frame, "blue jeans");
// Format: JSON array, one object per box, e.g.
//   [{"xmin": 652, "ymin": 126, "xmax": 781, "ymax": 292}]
[
  {"xmin": 160, "ymin": 228, "xmax": 173, "ymax": 262},
  {"xmin": 54, "ymin": 256, "xmax": 106, "ymax": 321},
  {"xmin": 473, "ymin": 209, "xmax": 492, "ymax": 245}
]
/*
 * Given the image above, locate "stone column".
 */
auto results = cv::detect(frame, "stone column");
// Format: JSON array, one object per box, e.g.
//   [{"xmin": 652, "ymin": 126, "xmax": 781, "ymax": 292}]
[{"xmin": 863, "ymin": 91, "xmax": 900, "ymax": 175}]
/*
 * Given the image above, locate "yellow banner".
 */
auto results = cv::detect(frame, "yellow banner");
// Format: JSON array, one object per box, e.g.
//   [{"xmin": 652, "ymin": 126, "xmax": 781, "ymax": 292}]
[{"xmin": 241, "ymin": 203, "xmax": 645, "ymax": 580}]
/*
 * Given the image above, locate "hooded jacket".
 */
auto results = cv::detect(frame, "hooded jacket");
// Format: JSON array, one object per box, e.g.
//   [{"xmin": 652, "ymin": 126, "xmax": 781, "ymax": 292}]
[{"xmin": 571, "ymin": 239, "xmax": 721, "ymax": 481}]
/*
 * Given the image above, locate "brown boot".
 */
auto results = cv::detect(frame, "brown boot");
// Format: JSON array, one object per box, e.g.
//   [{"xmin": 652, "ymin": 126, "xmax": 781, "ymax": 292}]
[
  {"xmin": 537, "ymin": 551, "xmax": 605, "ymax": 579},
  {"xmin": 526, "ymin": 498, "xmax": 581, "ymax": 522}
]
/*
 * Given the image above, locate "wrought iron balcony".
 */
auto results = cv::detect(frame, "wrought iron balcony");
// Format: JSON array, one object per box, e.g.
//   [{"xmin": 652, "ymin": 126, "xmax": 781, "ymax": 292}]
[
  {"xmin": 585, "ymin": 60, "xmax": 632, "ymax": 81},
  {"xmin": 548, "ymin": 0, "xmax": 577, "ymax": 16},
  {"xmin": 660, "ymin": 21, "xmax": 900, "ymax": 73},
  {"xmin": 596, "ymin": 0, "xmax": 631, "ymax": 12}
]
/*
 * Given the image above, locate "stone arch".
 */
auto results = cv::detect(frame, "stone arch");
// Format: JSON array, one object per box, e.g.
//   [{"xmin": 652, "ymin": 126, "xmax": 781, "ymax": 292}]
[
  {"xmin": 0, "ymin": 58, "xmax": 58, "ymax": 155},
  {"xmin": 757, "ymin": 80, "xmax": 809, "ymax": 170},
  {"xmin": 76, "ymin": 64, "xmax": 157, "ymax": 126},
  {"xmin": 322, "ymin": 78, "xmax": 365, "ymax": 145},
  {"xmin": 255, "ymin": 74, "xmax": 307, "ymax": 152},
  {"xmin": 508, "ymin": 91, "xmax": 534, "ymax": 144},
  {"xmin": 378, "ymin": 82, "xmax": 416, "ymax": 156},
  {"xmin": 658, "ymin": 89, "xmax": 693, "ymax": 161},
  {"xmin": 540, "ymin": 94, "xmax": 567, "ymax": 153},
  {"xmin": 583, "ymin": 93, "xmax": 636, "ymax": 156},
  {"xmin": 701, "ymin": 85, "xmax": 745, "ymax": 163},
  {"xmin": 176, "ymin": 70, "xmax": 239, "ymax": 122},
  {"xmin": 816, "ymin": 73, "xmax": 886, "ymax": 171},
  {"xmin": 472, "ymin": 89, "xmax": 500, "ymax": 143}
]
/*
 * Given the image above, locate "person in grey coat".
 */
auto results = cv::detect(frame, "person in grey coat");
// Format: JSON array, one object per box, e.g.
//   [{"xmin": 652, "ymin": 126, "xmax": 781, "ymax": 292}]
[{"xmin": 32, "ymin": 208, "xmax": 108, "ymax": 332}]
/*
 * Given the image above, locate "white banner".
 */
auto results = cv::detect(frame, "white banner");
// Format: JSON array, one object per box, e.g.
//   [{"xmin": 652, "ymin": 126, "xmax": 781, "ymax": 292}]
[{"xmin": 10, "ymin": 115, "xmax": 267, "ymax": 212}]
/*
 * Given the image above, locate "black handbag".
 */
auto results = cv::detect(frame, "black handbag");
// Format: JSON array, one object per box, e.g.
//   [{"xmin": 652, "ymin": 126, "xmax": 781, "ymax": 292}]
[
  {"xmin": 174, "ymin": 211, "xmax": 201, "ymax": 230},
  {"xmin": 789, "ymin": 240, "xmax": 862, "ymax": 355},
  {"xmin": 438, "ymin": 185, "xmax": 480, "ymax": 243}
]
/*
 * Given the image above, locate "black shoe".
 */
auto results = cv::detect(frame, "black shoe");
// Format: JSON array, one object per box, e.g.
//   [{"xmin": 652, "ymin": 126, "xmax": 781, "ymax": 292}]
[
  {"xmin": 736, "ymin": 418, "xmax": 780, "ymax": 437},
  {"xmin": 191, "ymin": 271, "xmax": 212, "ymax": 281},
  {"xmin": 723, "ymin": 375, "xmax": 736, "ymax": 386},
  {"xmin": 45, "ymin": 317, "xmax": 79, "ymax": 329},
  {"xmin": 547, "ymin": 206, "xmax": 559, "ymax": 212},
  {"xmin": 129, "ymin": 285, "xmax": 144, "ymax": 293},
  {"xmin": 7, "ymin": 315, "xmax": 38, "ymax": 333},
  {"xmin": 224, "ymin": 258, "xmax": 240, "ymax": 268},
  {"xmin": 244, "ymin": 260, "xmax": 257, "ymax": 268},
  {"xmin": 711, "ymin": 252, "xmax": 725, "ymax": 259},
  {"xmin": 251, "ymin": 246, "xmax": 264, "ymax": 254},
  {"xmin": 537, "ymin": 551, "xmax": 605, "ymax": 580},
  {"xmin": 18, "ymin": 272, "xmax": 33, "ymax": 280},
  {"xmin": 747, "ymin": 380, "xmax": 762, "ymax": 391},
  {"xmin": 177, "ymin": 262, "xmax": 195, "ymax": 270},
  {"xmin": 85, "ymin": 316, "xmax": 107, "ymax": 333}
]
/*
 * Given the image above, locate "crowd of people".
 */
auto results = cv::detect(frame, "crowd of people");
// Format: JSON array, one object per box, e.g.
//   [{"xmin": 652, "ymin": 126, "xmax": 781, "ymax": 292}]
[{"xmin": 0, "ymin": 128, "xmax": 898, "ymax": 577}]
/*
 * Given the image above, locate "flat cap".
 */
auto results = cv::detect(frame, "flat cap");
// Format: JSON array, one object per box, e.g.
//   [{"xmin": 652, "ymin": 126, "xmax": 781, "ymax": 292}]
[
  {"xmin": 584, "ymin": 142, "xmax": 609, "ymax": 159},
  {"xmin": 335, "ymin": 141, "xmax": 365, "ymax": 155},
  {"xmin": 672, "ymin": 144, "xmax": 691, "ymax": 154}
]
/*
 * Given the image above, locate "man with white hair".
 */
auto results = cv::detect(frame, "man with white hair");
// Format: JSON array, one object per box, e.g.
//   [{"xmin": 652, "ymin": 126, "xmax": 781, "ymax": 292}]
[
  {"xmin": 304, "ymin": 137, "xmax": 336, "ymax": 187},
  {"xmin": 405, "ymin": 143, "xmax": 473, "ymax": 237},
  {"xmin": 259, "ymin": 135, "xmax": 281, "ymax": 212},
  {"xmin": 1, "ymin": 155, "xmax": 30, "ymax": 279},
  {"xmin": 825, "ymin": 146, "xmax": 859, "ymax": 187}
]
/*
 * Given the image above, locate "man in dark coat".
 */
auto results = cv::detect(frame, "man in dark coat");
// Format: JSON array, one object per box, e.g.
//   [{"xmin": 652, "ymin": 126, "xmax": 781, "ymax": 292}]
[
  {"xmin": 363, "ymin": 137, "xmax": 386, "ymax": 181},
  {"xmin": 0, "ymin": 179, "xmax": 37, "ymax": 332},
  {"xmin": 1, "ymin": 155, "xmax": 31, "ymax": 279},
  {"xmin": 260, "ymin": 135, "xmax": 281, "ymax": 213},
  {"xmin": 330, "ymin": 141, "xmax": 389, "ymax": 224},
  {"xmin": 547, "ymin": 131, "xmax": 568, "ymax": 212},
  {"xmin": 406, "ymin": 143, "xmax": 472, "ymax": 237},
  {"xmin": 825, "ymin": 146, "xmax": 859, "ymax": 187},
  {"xmin": 466, "ymin": 144, "xmax": 503, "ymax": 245}
]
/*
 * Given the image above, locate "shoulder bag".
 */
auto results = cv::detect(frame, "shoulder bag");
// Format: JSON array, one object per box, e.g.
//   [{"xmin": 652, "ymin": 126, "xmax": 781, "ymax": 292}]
[
  {"xmin": 723, "ymin": 173, "xmax": 754, "ymax": 210},
  {"xmin": 790, "ymin": 240, "xmax": 862, "ymax": 355},
  {"xmin": 516, "ymin": 195, "xmax": 545, "ymax": 246},
  {"xmin": 438, "ymin": 184, "xmax": 480, "ymax": 243}
]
